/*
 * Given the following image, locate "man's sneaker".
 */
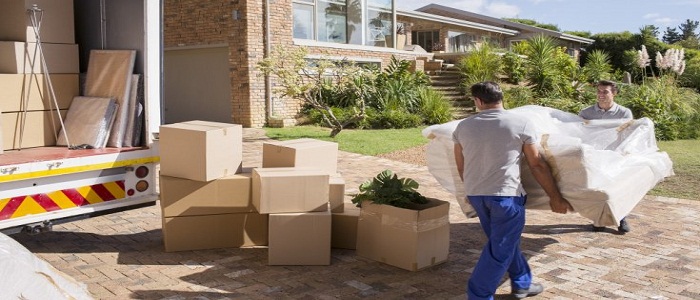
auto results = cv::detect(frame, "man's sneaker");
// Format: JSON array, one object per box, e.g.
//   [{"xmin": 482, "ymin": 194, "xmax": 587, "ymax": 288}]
[
  {"xmin": 618, "ymin": 218, "xmax": 631, "ymax": 233},
  {"xmin": 512, "ymin": 282, "xmax": 544, "ymax": 299},
  {"xmin": 592, "ymin": 225, "xmax": 605, "ymax": 232}
]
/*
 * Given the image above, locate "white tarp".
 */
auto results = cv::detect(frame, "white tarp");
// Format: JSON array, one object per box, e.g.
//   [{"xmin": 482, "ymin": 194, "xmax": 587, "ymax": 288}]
[
  {"xmin": 423, "ymin": 105, "xmax": 674, "ymax": 226},
  {"xmin": 0, "ymin": 232, "xmax": 93, "ymax": 299}
]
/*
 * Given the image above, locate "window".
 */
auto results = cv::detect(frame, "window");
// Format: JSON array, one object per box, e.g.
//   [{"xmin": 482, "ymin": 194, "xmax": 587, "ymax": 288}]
[
  {"xmin": 293, "ymin": 3, "xmax": 314, "ymax": 39},
  {"xmin": 292, "ymin": 0, "xmax": 395, "ymax": 48},
  {"xmin": 412, "ymin": 30, "xmax": 440, "ymax": 52},
  {"xmin": 317, "ymin": 0, "xmax": 347, "ymax": 43},
  {"xmin": 448, "ymin": 31, "xmax": 476, "ymax": 53}
]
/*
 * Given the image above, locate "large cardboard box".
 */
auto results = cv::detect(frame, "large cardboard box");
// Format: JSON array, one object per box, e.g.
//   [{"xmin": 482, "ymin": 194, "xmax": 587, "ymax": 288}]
[
  {"xmin": 0, "ymin": 0, "xmax": 75, "ymax": 44},
  {"xmin": 329, "ymin": 174, "xmax": 345, "ymax": 213},
  {"xmin": 162, "ymin": 213, "xmax": 268, "ymax": 252},
  {"xmin": 252, "ymin": 167, "xmax": 329, "ymax": 214},
  {"xmin": 159, "ymin": 120, "xmax": 243, "ymax": 182},
  {"xmin": 0, "ymin": 42, "xmax": 79, "ymax": 74},
  {"xmin": 0, "ymin": 74, "xmax": 78, "ymax": 112},
  {"xmin": 160, "ymin": 173, "xmax": 254, "ymax": 217},
  {"xmin": 268, "ymin": 210, "xmax": 331, "ymax": 265},
  {"xmin": 356, "ymin": 198, "xmax": 450, "ymax": 271},
  {"xmin": 2, "ymin": 110, "xmax": 66, "ymax": 150},
  {"xmin": 332, "ymin": 203, "xmax": 360, "ymax": 249},
  {"xmin": 262, "ymin": 138, "xmax": 339, "ymax": 174}
]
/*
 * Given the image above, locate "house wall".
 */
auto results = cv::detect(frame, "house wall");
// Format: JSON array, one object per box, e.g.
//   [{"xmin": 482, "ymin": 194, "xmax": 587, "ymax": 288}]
[{"xmin": 164, "ymin": 0, "xmax": 433, "ymax": 128}]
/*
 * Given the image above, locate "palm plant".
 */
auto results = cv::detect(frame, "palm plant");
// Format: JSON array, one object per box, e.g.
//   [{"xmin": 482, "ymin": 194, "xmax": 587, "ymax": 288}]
[{"xmin": 457, "ymin": 43, "xmax": 502, "ymax": 88}]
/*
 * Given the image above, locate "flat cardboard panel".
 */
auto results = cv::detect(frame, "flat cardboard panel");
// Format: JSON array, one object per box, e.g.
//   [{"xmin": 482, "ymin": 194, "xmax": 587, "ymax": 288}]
[
  {"xmin": 123, "ymin": 74, "xmax": 143, "ymax": 147},
  {"xmin": 0, "ymin": 42, "xmax": 79, "ymax": 74},
  {"xmin": 252, "ymin": 167, "xmax": 329, "ymax": 214},
  {"xmin": 331, "ymin": 203, "xmax": 360, "ymax": 249},
  {"xmin": 268, "ymin": 210, "xmax": 331, "ymax": 265},
  {"xmin": 162, "ymin": 213, "xmax": 268, "ymax": 252},
  {"xmin": 160, "ymin": 173, "xmax": 255, "ymax": 217},
  {"xmin": 262, "ymin": 138, "xmax": 339, "ymax": 174},
  {"xmin": 0, "ymin": 74, "xmax": 78, "ymax": 113},
  {"xmin": 356, "ymin": 198, "xmax": 450, "ymax": 271},
  {"xmin": 329, "ymin": 174, "xmax": 345, "ymax": 213},
  {"xmin": 0, "ymin": 0, "xmax": 75, "ymax": 44},
  {"xmin": 159, "ymin": 121, "xmax": 243, "ymax": 182},
  {"xmin": 84, "ymin": 50, "xmax": 136, "ymax": 147},
  {"xmin": 56, "ymin": 96, "xmax": 117, "ymax": 148},
  {"xmin": 1, "ymin": 110, "xmax": 66, "ymax": 150}
]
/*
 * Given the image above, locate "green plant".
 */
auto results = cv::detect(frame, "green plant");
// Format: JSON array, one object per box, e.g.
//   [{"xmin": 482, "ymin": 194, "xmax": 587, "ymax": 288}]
[
  {"xmin": 351, "ymin": 170, "xmax": 428, "ymax": 209},
  {"xmin": 502, "ymin": 52, "xmax": 525, "ymax": 84},
  {"xmin": 418, "ymin": 88, "xmax": 453, "ymax": 124},
  {"xmin": 458, "ymin": 43, "xmax": 503, "ymax": 88},
  {"xmin": 583, "ymin": 49, "xmax": 612, "ymax": 82},
  {"xmin": 365, "ymin": 109, "xmax": 423, "ymax": 129}
]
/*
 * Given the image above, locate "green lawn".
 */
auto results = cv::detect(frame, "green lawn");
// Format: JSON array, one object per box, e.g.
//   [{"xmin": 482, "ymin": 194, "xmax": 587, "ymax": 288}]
[
  {"xmin": 264, "ymin": 126, "xmax": 699, "ymax": 201},
  {"xmin": 264, "ymin": 126, "xmax": 428, "ymax": 156}
]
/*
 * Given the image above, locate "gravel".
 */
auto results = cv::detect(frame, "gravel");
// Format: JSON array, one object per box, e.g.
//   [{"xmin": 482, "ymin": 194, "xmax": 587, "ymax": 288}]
[{"xmin": 375, "ymin": 144, "xmax": 429, "ymax": 166}]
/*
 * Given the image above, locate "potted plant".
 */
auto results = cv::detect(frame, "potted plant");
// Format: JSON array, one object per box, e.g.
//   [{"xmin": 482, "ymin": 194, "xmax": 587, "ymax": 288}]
[
  {"xmin": 431, "ymin": 42, "xmax": 445, "ymax": 53},
  {"xmin": 351, "ymin": 170, "xmax": 450, "ymax": 271},
  {"xmin": 396, "ymin": 24, "xmax": 407, "ymax": 49},
  {"xmin": 351, "ymin": 169, "xmax": 428, "ymax": 209}
]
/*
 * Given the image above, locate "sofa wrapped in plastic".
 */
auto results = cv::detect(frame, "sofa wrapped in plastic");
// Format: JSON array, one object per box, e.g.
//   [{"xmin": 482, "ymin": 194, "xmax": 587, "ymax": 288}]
[{"xmin": 422, "ymin": 105, "xmax": 674, "ymax": 227}]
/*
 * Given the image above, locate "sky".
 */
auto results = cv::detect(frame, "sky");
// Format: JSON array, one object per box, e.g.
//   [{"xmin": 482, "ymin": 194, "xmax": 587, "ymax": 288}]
[{"xmin": 398, "ymin": 0, "xmax": 700, "ymax": 35}]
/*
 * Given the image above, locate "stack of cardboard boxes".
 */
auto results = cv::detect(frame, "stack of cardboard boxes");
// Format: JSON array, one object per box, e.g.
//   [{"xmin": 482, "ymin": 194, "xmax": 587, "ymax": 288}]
[
  {"xmin": 159, "ymin": 124, "xmax": 360, "ymax": 266},
  {"xmin": 158, "ymin": 121, "xmax": 269, "ymax": 251},
  {"xmin": 0, "ymin": 0, "xmax": 80, "ymax": 151}
]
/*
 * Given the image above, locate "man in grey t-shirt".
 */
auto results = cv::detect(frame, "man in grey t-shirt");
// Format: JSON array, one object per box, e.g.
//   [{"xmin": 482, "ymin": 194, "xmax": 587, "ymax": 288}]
[
  {"xmin": 453, "ymin": 82, "xmax": 572, "ymax": 299},
  {"xmin": 579, "ymin": 80, "xmax": 633, "ymax": 233}
]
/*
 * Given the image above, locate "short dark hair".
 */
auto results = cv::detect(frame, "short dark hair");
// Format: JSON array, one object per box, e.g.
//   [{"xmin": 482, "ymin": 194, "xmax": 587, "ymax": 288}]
[
  {"xmin": 597, "ymin": 80, "xmax": 618, "ymax": 94},
  {"xmin": 470, "ymin": 81, "xmax": 503, "ymax": 104}
]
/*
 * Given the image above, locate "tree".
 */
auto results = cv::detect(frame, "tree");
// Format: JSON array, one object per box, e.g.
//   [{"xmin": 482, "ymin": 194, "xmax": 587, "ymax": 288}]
[
  {"xmin": 504, "ymin": 18, "xmax": 561, "ymax": 31},
  {"xmin": 663, "ymin": 27, "xmax": 682, "ymax": 44},
  {"xmin": 679, "ymin": 19, "xmax": 700, "ymax": 40},
  {"xmin": 639, "ymin": 25, "xmax": 660, "ymax": 40},
  {"xmin": 258, "ymin": 46, "xmax": 370, "ymax": 137},
  {"xmin": 565, "ymin": 31, "xmax": 592, "ymax": 39}
]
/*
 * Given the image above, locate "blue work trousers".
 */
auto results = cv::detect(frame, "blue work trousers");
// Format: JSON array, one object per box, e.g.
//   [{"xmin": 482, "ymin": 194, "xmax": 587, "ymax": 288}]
[{"xmin": 466, "ymin": 195, "xmax": 532, "ymax": 300}]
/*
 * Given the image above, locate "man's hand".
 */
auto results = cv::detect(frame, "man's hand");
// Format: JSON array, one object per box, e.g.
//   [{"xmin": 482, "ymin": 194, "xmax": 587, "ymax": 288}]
[{"xmin": 550, "ymin": 196, "xmax": 573, "ymax": 214}]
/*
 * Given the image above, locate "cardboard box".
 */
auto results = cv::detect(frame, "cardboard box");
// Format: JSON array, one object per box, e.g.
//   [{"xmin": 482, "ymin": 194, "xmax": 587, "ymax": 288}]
[
  {"xmin": 262, "ymin": 138, "xmax": 339, "ymax": 174},
  {"xmin": 268, "ymin": 210, "xmax": 331, "ymax": 265},
  {"xmin": 252, "ymin": 167, "xmax": 329, "ymax": 214},
  {"xmin": 332, "ymin": 203, "xmax": 360, "ymax": 249},
  {"xmin": 329, "ymin": 174, "xmax": 345, "ymax": 213},
  {"xmin": 162, "ymin": 213, "xmax": 268, "ymax": 252},
  {"xmin": 2, "ymin": 110, "xmax": 66, "ymax": 150},
  {"xmin": 159, "ymin": 120, "xmax": 243, "ymax": 182},
  {"xmin": 0, "ymin": 42, "xmax": 79, "ymax": 74},
  {"xmin": 356, "ymin": 198, "xmax": 450, "ymax": 271},
  {"xmin": 0, "ymin": 0, "xmax": 75, "ymax": 44},
  {"xmin": 0, "ymin": 74, "xmax": 78, "ymax": 112},
  {"xmin": 160, "ymin": 173, "xmax": 255, "ymax": 217}
]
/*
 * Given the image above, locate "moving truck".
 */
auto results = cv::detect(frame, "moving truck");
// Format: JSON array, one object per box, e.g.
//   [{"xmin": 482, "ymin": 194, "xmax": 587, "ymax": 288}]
[{"xmin": 0, "ymin": 0, "xmax": 162, "ymax": 234}]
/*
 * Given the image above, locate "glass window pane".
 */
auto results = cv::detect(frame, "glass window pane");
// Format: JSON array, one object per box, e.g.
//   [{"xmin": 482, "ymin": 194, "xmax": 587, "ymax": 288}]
[
  {"xmin": 366, "ymin": 9, "xmax": 392, "ymax": 47},
  {"xmin": 317, "ymin": 1, "xmax": 347, "ymax": 43},
  {"xmin": 293, "ymin": 3, "xmax": 314, "ymax": 40},
  {"xmin": 367, "ymin": 0, "xmax": 391, "ymax": 9}
]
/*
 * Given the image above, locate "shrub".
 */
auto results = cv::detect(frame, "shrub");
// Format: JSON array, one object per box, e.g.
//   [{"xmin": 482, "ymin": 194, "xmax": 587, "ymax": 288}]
[
  {"xmin": 502, "ymin": 52, "xmax": 525, "ymax": 84},
  {"xmin": 458, "ymin": 43, "xmax": 503, "ymax": 88},
  {"xmin": 365, "ymin": 109, "xmax": 423, "ymax": 129},
  {"xmin": 418, "ymin": 88, "xmax": 453, "ymax": 124}
]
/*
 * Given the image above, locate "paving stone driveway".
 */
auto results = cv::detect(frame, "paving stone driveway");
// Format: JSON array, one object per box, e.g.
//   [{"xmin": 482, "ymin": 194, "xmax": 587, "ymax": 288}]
[{"xmin": 11, "ymin": 129, "xmax": 700, "ymax": 299}]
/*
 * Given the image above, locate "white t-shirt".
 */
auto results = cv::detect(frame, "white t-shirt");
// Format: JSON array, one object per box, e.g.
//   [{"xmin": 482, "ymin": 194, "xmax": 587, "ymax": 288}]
[{"xmin": 452, "ymin": 109, "xmax": 538, "ymax": 196}]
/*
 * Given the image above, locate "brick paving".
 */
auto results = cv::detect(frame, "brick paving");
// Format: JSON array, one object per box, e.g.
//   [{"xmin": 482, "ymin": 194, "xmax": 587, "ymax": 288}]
[{"xmin": 10, "ymin": 129, "xmax": 700, "ymax": 299}]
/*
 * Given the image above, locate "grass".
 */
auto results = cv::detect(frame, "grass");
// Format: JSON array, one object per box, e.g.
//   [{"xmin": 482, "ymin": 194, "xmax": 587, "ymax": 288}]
[
  {"xmin": 264, "ymin": 126, "xmax": 699, "ymax": 201},
  {"xmin": 649, "ymin": 140, "xmax": 700, "ymax": 200},
  {"xmin": 263, "ymin": 126, "xmax": 428, "ymax": 156}
]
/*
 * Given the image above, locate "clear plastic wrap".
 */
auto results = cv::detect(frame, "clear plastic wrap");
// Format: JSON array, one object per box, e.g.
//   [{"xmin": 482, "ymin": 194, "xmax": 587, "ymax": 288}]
[
  {"xmin": 423, "ymin": 105, "xmax": 674, "ymax": 226},
  {"xmin": 0, "ymin": 233, "xmax": 93, "ymax": 299}
]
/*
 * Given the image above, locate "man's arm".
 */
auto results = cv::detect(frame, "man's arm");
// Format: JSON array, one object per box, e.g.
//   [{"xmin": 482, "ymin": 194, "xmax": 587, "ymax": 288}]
[
  {"xmin": 522, "ymin": 143, "xmax": 572, "ymax": 214},
  {"xmin": 454, "ymin": 143, "xmax": 464, "ymax": 182}
]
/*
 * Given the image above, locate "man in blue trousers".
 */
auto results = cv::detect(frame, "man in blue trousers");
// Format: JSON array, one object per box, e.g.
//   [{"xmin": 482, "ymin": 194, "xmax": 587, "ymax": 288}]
[{"xmin": 453, "ymin": 82, "xmax": 572, "ymax": 299}]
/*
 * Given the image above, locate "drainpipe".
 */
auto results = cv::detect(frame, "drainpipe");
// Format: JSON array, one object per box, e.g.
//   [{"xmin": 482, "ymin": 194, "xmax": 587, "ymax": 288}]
[{"xmin": 264, "ymin": 0, "xmax": 273, "ymax": 123}]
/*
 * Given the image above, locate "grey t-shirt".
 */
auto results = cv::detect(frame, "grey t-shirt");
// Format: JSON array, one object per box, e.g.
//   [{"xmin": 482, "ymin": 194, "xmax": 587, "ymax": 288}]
[
  {"xmin": 579, "ymin": 103, "xmax": 633, "ymax": 120},
  {"xmin": 452, "ymin": 109, "xmax": 538, "ymax": 196}
]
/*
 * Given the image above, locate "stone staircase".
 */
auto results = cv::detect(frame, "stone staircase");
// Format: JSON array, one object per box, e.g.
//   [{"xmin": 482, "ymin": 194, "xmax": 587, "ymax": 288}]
[{"xmin": 428, "ymin": 65, "xmax": 475, "ymax": 119}]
